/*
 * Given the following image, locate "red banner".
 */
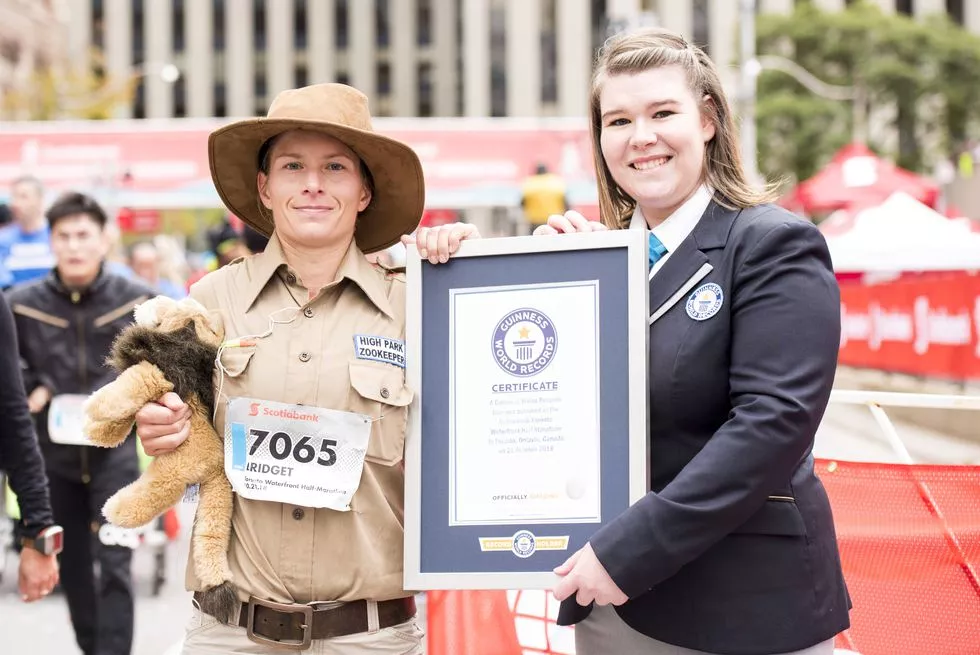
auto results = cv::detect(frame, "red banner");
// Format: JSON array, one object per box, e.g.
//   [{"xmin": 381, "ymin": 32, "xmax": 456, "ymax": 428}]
[
  {"xmin": 839, "ymin": 272, "xmax": 980, "ymax": 381},
  {"xmin": 0, "ymin": 119, "xmax": 596, "ymax": 207}
]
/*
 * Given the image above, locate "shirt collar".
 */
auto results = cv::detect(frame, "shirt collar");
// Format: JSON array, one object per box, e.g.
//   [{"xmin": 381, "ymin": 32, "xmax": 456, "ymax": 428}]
[
  {"xmin": 243, "ymin": 234, "xmax": 395, "ymax": 318},
  {"xmin": 628, "ymin": 185, "xmax": 714, "ymax": 253}
]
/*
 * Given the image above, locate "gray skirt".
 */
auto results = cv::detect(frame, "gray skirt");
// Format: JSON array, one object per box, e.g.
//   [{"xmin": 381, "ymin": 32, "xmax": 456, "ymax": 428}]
[{"xmin": 575, "ymin": 604, "xmax": 836, "ymax": 655}]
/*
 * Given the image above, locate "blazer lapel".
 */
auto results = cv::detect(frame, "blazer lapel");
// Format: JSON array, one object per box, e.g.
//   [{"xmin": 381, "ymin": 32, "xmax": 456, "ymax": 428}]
[{"xmin": 649, "ymin": 199, "xmax": 740, "ymax": 318}]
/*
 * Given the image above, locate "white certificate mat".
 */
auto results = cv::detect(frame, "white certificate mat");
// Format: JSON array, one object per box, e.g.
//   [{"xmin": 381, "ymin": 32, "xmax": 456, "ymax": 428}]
[{"xmin": 448, "ymin": 281, "xmax": 601, "ymax": 526}]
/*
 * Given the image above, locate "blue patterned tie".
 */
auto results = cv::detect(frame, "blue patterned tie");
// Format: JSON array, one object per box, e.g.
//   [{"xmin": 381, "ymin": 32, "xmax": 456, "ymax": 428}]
[{"xmin": 648, "ymin": 232, "xmax": 668, "ymax": 267}]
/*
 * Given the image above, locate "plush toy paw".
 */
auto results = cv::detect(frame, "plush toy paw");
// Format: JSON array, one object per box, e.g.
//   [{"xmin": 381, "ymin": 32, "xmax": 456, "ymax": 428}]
[
  {"xmin": 103, "ymin": 489, "xmax": 157, "ymax": 529},
  {"xmin": 83, "ymin": 361, "xmax": 175, "ymax": 448}
]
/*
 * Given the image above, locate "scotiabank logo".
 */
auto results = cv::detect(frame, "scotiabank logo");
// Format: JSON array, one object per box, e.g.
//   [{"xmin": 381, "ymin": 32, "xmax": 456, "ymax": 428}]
[{"xmin": 246, "ymin": 402, "xmax": 320, "ymax": 424}]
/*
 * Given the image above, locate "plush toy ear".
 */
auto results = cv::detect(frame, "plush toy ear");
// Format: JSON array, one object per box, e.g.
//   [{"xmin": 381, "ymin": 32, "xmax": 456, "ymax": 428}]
[
  {"xmin": 178, "ymin": 297, "xmax": 209, "ymax": 315},
  {"xmin": 178, "ymin": 297, "xmax": 223, "ymax": 336},
  {"xmin": 133, "ymin": 295, "xmax": 177, "ymax": 327}
]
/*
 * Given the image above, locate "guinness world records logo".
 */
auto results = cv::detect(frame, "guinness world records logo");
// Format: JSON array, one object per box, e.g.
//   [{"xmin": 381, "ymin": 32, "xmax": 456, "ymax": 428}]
[{"xmin": 491, "ymin": 308, "xmax": 557, "ymax": 377}]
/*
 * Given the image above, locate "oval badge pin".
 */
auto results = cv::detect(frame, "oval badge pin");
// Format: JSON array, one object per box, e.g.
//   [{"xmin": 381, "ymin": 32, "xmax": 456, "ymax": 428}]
[{"xmin": 686, "ymin": 283, "xmax": 724, "ymax": 321}]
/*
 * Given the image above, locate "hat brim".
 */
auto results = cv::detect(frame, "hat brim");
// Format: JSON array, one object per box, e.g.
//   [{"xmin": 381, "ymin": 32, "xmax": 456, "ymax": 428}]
[{"xmin": 208, "ymin": 118, "xmax": 425, "ymax": 254}]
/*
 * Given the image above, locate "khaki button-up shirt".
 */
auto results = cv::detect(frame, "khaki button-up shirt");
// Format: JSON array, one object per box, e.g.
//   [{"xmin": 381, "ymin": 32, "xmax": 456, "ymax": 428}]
[{"xmin": 187, "ymin": 234, "xmax": 412, "ymax": 603}]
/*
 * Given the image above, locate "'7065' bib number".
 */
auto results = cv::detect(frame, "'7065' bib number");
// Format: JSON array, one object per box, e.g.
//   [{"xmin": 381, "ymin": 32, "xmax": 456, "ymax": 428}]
[
  {"xmin": 245, "ymin": 429, "xmax": 337, "ymax": 467},
  {"xmin": 224, "ymin": 397, "xmax": 372, "ymax": 511}
]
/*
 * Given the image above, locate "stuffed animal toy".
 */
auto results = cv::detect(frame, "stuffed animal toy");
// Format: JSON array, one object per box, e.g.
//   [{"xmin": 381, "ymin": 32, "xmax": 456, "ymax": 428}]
[{"xmin": 83, "ymin": 295, "xmax": 237, "ymax": 622}]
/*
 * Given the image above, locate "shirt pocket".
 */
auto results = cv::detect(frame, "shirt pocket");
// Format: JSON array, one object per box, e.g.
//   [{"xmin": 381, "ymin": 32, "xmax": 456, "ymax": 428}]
[
  {"xmin": 348, "ymin": 361, "xmax": 414, "ymax": 466},
  {"xmin": 214, "ymin": 346, "xmax": 257, "ymax": 407},
  {"xmin": 217, "ymin": 346, "xmax": 257, "ymax": 378}
]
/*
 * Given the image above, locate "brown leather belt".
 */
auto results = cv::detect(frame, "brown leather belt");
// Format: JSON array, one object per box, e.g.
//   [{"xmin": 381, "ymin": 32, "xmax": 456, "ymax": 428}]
[{"xmin": 193, "ymin": 592, "xmax": 416, "ymax": 650}]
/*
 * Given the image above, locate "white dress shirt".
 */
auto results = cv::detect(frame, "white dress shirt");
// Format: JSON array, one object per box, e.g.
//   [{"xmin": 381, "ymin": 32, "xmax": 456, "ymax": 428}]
[{"xmin": 629, "ymin": 185, "xmax": 714, "ymax": 279}]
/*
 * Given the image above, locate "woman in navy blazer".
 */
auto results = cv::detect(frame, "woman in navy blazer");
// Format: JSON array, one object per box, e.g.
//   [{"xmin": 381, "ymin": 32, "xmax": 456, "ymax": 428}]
[{"xmin": 536, "ymin": 28, "xmax": 850, "ymax": 655}]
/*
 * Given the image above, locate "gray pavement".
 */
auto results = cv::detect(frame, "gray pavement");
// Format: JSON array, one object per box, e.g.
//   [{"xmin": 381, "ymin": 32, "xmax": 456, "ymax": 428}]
[
  {"xmin": 0, "ymin": 502, "xmax": 195, "ymax": 655},
  {"xmin": 1, "ymin": 400, "xmax": 978, "ymax": 655}
]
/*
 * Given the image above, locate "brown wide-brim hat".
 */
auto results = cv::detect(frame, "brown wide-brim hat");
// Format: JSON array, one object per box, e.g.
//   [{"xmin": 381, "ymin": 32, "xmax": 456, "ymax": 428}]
[{"xmin": 208, "ymin": 83, "xmax": 424, "ymax": 254}]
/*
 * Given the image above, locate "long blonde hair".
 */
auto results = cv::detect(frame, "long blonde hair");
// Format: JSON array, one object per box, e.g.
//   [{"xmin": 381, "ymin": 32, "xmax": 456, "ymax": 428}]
[{"xmin": 590, "ymin": 28, "xmax": 778, "ymax": 229}]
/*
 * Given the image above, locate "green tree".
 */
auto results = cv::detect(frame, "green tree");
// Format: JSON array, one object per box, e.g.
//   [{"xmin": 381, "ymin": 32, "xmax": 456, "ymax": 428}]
[{"xmin": 755, "ymin": 0, "xmax": 980, "ymax": 183}]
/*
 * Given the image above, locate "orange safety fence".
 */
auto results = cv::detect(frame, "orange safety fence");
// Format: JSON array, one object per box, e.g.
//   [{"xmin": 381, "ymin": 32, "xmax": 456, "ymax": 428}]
[
  {"xmin": 820, "ymin": 459, "xmax": 980, "ymax": 655},
  {"xmin": 428, "ymin": 458, "xmax": 980, "ymax": 655}
]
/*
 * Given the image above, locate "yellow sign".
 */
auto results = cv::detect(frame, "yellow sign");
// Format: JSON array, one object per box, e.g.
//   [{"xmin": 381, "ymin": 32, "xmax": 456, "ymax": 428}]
[{"xmin": 479, "ymin": 531, "xmax": 569, "ymax": 559}]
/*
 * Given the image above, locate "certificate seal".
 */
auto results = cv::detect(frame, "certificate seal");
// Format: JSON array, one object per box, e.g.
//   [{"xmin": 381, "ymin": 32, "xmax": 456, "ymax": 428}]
[
  {"xmin": 492, "ymin": 308, "xmax": 557, "ymax": 377},
  {"xmin": 512, "ymin": 530, "xmax": 537, "ymax": 558}
]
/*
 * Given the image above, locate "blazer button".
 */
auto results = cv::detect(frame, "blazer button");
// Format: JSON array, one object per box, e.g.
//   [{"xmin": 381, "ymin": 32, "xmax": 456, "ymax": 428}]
[
  {"xmin": 380, "ymin": 387, "xmax": 390, "ymax": 399},
  {"xmin": 292, "ymin": 508, "xmax": 305, "ymax": 521},
  {"xmin": 303, "ymin": 307, "xmax": 314, "ymax": 318},
  {"xmin": 299, "ymin": 352, "xmax": 311, "ymax": 362},
  {"xmin": 286, "ymin": 273, "xmax": 297, "ymax": 284}
]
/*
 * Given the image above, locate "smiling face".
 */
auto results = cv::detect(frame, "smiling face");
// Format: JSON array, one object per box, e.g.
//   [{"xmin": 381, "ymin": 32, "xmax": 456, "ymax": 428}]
[
  {"xmin": 257, "ymin": 130, "xmax": 372, "ymax": 250},
  {"xmin": 598, "ymin": 65, "xmax": 716, "ymax": 227}
]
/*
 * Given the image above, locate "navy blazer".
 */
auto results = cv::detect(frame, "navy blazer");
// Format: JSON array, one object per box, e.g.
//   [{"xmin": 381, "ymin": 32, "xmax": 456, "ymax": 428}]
[{"xmin": 558, "ymin": 201, "xmax": 850, "ymax": 655}]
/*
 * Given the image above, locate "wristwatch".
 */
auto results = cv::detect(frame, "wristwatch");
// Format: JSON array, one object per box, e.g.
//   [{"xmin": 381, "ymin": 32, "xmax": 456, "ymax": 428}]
[{"xmin": 20, "ymin": 525, "xmax": 64, "ymax": 556}]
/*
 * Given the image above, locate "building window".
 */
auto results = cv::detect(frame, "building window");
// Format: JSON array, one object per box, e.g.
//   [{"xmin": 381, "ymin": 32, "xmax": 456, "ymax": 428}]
[
  {"xmin": 490, "ymin": 2, "xmax": 506, "ymax": 116},
  {"xmin": 592, "ymin": 0, "xmax": 608, "ymax": 55},
  {"xmin": 337, "ymin": 0, "xmax": 349, "ymax": 50},
  {"xmin": 92, "ymin": 0, "xmax": 104, "ymax": 52},
  {"xmin": 376, "ymin": 0, "xmax": 390, "ymax": 48},
  {"xmin": 255, "ymin": 0, "xmax": 266, "ymax": 50},
  {"xmin": 377, "ymin": 62, "xmax": 391, "ymax": 94},
  {"xmin": 174, "ymin": 0, "xmax": 185, "ymax": 52},
  {"xmin": 294, "ymin": 0, "xmax": 308, "ymax": 49},
  {"xmin": 214, "ymin": 0, "xmax": 225, "ymax": 49},
  {"xmin": 693, "ymin": 0, "xmax": 709, "ymax": 54},
  {"xmin": 896, "ymin": 0, "xmax": 913, "ymax": 14},
  {"xmin": 947, "ymin": 0, "xmax": 965, "ymax": 25},
  {"xmin": 214, "ymin": 81, "xmax": 227, "ymax": 117},
  {"xmin": 541, "ymin": 5, "xmax": 557, "ymax": 105},
  {"xmin": 174, "ymin": 76, "xmax": 187, "ymax": 117},
  {"xmin": 418, "ymin": 61, "xmax": 433, "ymax": 116},
  {"xmin": 417, "ymin": 0, "xmax": 432, "ymax": 46},
  {"xmin": 132, "ymin": 1, "xmax": 144, "ymax": 60},
  {"xmin": 336, "ymin": 71, "xmax": 350, "ymax": 85},
  {"xmin": 133, "ymin": 84, "xmax": 145, "ymax": 119}
]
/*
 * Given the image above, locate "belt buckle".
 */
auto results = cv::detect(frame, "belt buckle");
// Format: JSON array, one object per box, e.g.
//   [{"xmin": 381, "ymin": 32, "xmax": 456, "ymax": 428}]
[{"xmin": 245, "ymin": 596, "xmax": 314, "ymax": 651}]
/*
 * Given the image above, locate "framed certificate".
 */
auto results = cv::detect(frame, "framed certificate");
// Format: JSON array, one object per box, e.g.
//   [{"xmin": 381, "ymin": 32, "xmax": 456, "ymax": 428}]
[{"xmin": 404, "ymin": 230, "xmax": 649, "ymax": 590}]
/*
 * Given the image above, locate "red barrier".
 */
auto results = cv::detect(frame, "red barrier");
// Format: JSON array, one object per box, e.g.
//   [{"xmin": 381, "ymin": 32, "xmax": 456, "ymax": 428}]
[
  {"xmin": 820, "ymin": 459, "xmax": 980, "ymax": 655},
  {"xmin": 428, "ymin": 459, "xmax": 980, "ymax": 655},
  {"xmin": 427, "ymin": 590, "xmax": 524, "ymax": 655},
  {"xmin": 839, "ymin": 272, "xmax": 980, "ymax": 381}
]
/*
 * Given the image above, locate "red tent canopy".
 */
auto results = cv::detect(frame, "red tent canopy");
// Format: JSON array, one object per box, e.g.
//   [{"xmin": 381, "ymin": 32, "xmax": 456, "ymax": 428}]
[{"xmin": 783, "ymin": 143, "xmax": 940, "ymax": 215}]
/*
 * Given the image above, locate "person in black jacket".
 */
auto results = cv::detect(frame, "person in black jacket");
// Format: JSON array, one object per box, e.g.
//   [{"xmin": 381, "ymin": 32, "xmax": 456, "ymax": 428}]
[
  {"xmin": 7, "ymin": 192, "xmax": 153, "ymax": 655},
  {"xmin": 536, "ymin": 28, "xmax": 848, "ymax": 655},
  {"xmin": 0, "ymin": 291, "xmax": 60, "ymax": 603}
]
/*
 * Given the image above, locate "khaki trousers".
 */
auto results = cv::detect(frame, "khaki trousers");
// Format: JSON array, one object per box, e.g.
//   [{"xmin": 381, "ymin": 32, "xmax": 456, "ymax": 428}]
[
  {"xmin": 180, "ymin": 608, "xmax": 425, "ymax": 654},
  {"xmin": 576, "ymin": 605, "xmax": 836, "ymax": 655}
]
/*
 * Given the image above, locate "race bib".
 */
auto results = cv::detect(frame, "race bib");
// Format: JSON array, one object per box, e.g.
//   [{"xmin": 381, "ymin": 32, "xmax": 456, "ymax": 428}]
[
  {"xmin": 48, "ymin": 394, "xmax": 94, "ymax": 446},
  {"xmin": 223, "ymin": 397, "xmax": 372, "ymax": 511}
]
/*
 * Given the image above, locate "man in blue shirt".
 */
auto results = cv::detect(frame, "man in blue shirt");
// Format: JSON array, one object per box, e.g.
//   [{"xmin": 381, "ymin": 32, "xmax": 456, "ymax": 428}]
[{"xmin": 0, "ymin": 176, "xmax": 54, "ymax": 288}]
